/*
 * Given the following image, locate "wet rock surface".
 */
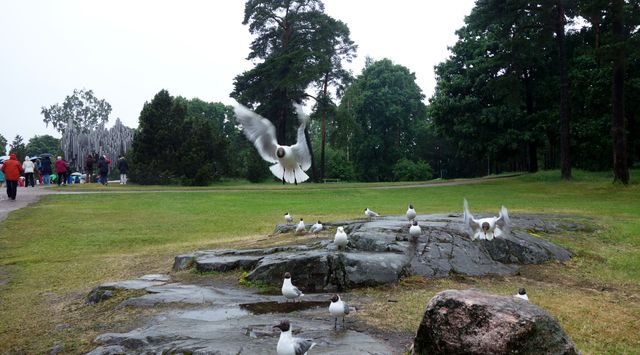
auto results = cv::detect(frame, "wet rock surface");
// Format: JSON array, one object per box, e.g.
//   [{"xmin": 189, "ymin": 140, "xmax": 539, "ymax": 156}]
[
  {"xmin": 87, "ymin": 278, "xmax": 397, "ymax": 354},
  {"xmin": 175, "ymin": 214, "xmax": 576, "ymax": 291},
  {"xmin": 412, "ymin": 289, "xmax": 580, "ymax": 355}
]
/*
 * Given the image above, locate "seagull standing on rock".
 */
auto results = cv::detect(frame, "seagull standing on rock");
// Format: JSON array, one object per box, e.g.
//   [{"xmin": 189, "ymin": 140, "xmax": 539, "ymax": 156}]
[
  {"xmin": 309, "ymin": 220, "xmax": 323, "ymax": 234},
  {"xmin": 406, "ymin": 204, "xmax": 417, "ymax": 221},
  {"xmin": 273, "ymin": 320, "xmax": 316, "ymax": 355},
  {"xmin": 281, "ymin": 272, "xmax": 304, "ymax": 302},
  {"xmin": 409, "ymin": 220, "xmax": 422, "ymax": 239},
  {"xmin": 515, "ymin": 288, "xmax": 529, "ymax": 301},
  {"xmin": 284, "ymin": 212, "xmax": 293, "ymax": 224},
  {"xmin": 295, "ymin": 219, "xmax": 306, "ymax": 235},
  {"xmin": 234, "ymin": 103, "xmax": 311, "ymax": 185},
  {"xmin": 364, "ymin": 208, "xmax": 379, "ymax": 220},
  {"xmin": 334, "ymin": 227, "xmax": 348, "ymax": 250},
  {"xmin": 329, "ymin": 294, "xmax": 351, "ymax": 330},
  {"xmin": 463, "ymin": 199, "xmax": 511, "ymax": 240}
]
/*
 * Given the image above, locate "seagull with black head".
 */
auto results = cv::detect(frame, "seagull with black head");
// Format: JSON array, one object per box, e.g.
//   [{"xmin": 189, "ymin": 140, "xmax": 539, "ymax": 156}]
[{"xmin": 234, "ymin": 103, "xmax": 311, "ymax": 185}]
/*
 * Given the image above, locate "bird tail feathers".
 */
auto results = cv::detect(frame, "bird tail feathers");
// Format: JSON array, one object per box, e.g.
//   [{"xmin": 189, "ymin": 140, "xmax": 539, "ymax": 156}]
[{"xmin": 270, "ymin": 163, "xmax": 309, "ymax": 184}]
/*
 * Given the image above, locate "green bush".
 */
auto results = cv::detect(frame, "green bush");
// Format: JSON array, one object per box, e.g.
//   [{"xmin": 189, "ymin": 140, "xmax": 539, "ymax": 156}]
[
  {"xmin": 325, "ymin": 148, "xmax": 356, "ymax": 181},
  {"xmin": 392, "ymin": 158, "xmax": 433, "ymax": 181}
]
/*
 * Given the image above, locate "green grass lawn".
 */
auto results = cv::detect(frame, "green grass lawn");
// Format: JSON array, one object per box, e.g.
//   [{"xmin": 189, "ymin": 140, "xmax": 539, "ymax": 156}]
[{"xmin": 0, "ymin": 170, "xmax": 639, "ymax": 353}]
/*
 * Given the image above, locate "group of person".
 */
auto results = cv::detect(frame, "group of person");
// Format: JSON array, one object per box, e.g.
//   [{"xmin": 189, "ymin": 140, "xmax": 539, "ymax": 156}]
[
  {"xmin": 84, "ymin": 153, "xmax": 128, "ymax": 185},
  {"xmin": 1, "ymin": 152, "xmax": 130, "ymax": 201}
]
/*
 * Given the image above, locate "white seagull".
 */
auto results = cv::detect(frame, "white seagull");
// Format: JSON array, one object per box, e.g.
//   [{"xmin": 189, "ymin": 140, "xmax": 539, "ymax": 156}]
[
  {"xmin": 463, "ymin": 199, "xmax": 511, "ymax": 240},
  {"xmin": 334, "ymin": 226, "xmax": 348, "ymax": 250},
  {"xmin": 281, "ymin": 272, "xmax": 304, "ymax": 302},
  {"xmin": 284, "ymin": 212, "xmax": 293, "ymax": 224},
  {"xmin": 514, "ymin": 288, "xmax": 529, "ymax": 301},
  {"xmin": 234, "ymin": 103, "xmax": 311, "ymax": 185},
  {"xmin": 309, "ymin": 220, "xmax": 323, "ymax": 234},
  {"xmin": 329, "ymin": 294, "xmax": 351, "ymax": 329},
  {"xmin": 364, "ymin": 208, "xmax": 379, "ymax": 220},
  {"xmin": 406, "ymin": 204, "xmax": 417, "ymax": 221},
  {"xmin": 273, "ymin": 320, "xmax": 316, "ymax": 355},
  {"xmin": 295, "ymin": 219, "xmax": 306, "ymax": 235},
  {"xmin": 409, "ymin": 220, "xmax": 422, "ymax": 239}
]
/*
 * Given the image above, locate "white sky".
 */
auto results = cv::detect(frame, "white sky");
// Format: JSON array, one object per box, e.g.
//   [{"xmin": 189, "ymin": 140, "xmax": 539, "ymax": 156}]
[{"xmin": 0, "ymin": 0, "xmax": 475, "ymax": 143}]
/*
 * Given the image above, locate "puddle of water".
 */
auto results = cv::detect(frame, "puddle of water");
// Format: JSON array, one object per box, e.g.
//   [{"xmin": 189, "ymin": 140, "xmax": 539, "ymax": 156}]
[
  {"xmin": 178, "ymin": 307, "xmax": 250, "ymax": 321},
  {"xmin": 240, "ymin": 300, "xmax": 327, "ymax": 314}
]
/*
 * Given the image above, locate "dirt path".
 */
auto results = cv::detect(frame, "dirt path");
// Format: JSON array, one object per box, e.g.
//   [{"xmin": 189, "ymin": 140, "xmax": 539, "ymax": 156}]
[{"xmin": 0, "ymin": 185, "xmax": 56, "ymax": 223}]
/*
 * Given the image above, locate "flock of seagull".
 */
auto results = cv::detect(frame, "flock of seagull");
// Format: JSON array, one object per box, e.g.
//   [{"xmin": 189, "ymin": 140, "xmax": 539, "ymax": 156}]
[{"xmin": 271, "ymin": 200, "xmax": 528, "ymax": 354}]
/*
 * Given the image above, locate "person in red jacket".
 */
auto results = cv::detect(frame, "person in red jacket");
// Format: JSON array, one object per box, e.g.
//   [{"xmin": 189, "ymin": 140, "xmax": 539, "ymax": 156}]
[
  {"xmin": 55, "ymin": 156, "xmax": 69, "ymax": 186},
  {"xmin": 1, "ymin": 153, "xmax": 24, "ymax": 200}
]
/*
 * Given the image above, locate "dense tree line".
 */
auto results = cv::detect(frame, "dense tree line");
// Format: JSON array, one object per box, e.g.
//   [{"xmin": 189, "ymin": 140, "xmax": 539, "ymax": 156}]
[{"xmin": 428, "ymin": 0, "xmax": 640, "ymax": 183}]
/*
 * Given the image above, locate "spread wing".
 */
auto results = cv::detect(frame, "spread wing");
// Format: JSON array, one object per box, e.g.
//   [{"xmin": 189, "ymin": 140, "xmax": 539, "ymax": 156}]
[
  {"xmin": 234, "ymin": 104, "xmax": 278, "ymax": 164},
  {"xmin": 496, "ymin": 205, "xmax": 511, "ymax": 235},
  {"xmin": 463, "ymin": 199, "xmax": 480, "ymax": 235},
  {"xmin": 291, "ymin": 104, "xmax": 312, "ymax": 170}
]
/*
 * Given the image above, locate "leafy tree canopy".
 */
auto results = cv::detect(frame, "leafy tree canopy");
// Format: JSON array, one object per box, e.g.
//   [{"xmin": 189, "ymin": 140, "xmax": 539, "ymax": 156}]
[
  {"xmin": 25, "ymin": 135, "xmax": 62, "ymax": 158},
  {"xmin": 41, "ymin": 89, "xmax": 112, "ymax": 134}
]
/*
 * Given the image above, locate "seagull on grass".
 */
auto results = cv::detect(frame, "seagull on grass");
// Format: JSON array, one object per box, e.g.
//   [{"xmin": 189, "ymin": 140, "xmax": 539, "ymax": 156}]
[
  {"xmin": 514, "ymin": 288, "xmax": 529, "ymax": 301},
  {"xmin": 334, "ymin": 227, "xmax": 348, "ymax": 250},
  {"xmin": 281, "ymin": 272, "xmax": 304, "ymax": 302},
  {"xmin": 406, "ymin": 204, "xmax": 417, "ymax": 221},
  {"xmin": 463, "ymin": 199, "xmax": 510, "ymax": 240},
  {"xmin": 284, "ymin": 212, "xmax": 293, "ymax": 224},
  {"xmin": 329, "ymin": 294, "xmax": 352, "ymax": 330},
  {"xmin": 234, "ymin": 103, "xmax": 311, "ymax": 185},
  {"xmin": 273, "ymin": 320, "xmax": 316, "ymax": 355}
]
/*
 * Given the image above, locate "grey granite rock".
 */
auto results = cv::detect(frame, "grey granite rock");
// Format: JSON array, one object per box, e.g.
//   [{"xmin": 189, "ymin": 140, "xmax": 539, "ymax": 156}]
[{"xmin": 412, "ymin": 289, "xmax": 580, "ymax": 355}]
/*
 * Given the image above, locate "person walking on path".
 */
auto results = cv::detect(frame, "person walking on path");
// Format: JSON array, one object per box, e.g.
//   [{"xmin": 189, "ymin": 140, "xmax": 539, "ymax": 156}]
[
  {"xmin": 117, "ymin": 156, "xmax": 128, "ymax": 184},
  {"xmin": 55, "ymin": 156, "xmax": 69, "ymax": 186},
  {"xmin": 1, "ymin": 154, "xmax": 23, "ymax": 200},
  {"xmin": 22, "ymin": 156, "xmax": 35, "ymax": 187},
  {"xmin": 41, "ymin": 156, "xmax": 52, "ymax": 185}
]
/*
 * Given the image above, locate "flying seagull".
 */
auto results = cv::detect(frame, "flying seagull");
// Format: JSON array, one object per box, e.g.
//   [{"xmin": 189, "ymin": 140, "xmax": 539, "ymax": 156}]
[
  {"xmin": 514, "ymin": 288, "xmax": 529, "ymax": 301},
  {"xmin": 234, "ymin": 103, "xmax": 311, "ymax": 185},
  {"xmin": 284, "ymin": 212, "xmax": 293, "ymax": 224},
  {"xmin": 273, "ymin": 320, "xmax": 316, "ymax": 355},
  {"xmin": 463, "ymin": 199, "xmax": 510, "ymax": 240},
  {"xmin": 406, "ymin": 204, "xmax": 417, "ymax": 221},
  {"xmin": 364, "ymin": 208, "xmax": 379, "ymax": 220},
  {"xmin": 281, "ymin": 272, "xmax": 304, "ymax": 302},
  {"xmin": 334, "ymin": 226, "xmax": 348, "ymax": 250},
  {"xmin": 309, "ymin": 220, "xmax": 323, "ymax": 234},
  {"xmin": 329, "ymin": 294, "xmax": 351, "ymax": 330}
]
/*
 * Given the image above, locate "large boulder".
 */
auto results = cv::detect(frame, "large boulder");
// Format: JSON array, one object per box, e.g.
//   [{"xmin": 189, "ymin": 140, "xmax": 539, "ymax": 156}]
[
  {"xmin": 412, "ymin": 289, "xmax": 580, "ymax": 355},
  {"xmin": 173, "ymin": 214, "xmax": 578, "ymax": 291}
]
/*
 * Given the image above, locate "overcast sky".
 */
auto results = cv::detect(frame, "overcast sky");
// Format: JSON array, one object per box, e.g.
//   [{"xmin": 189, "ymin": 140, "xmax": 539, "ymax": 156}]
[{"xmin": 0, "ymin": 0, "xmax": 475, "ymax": 144}]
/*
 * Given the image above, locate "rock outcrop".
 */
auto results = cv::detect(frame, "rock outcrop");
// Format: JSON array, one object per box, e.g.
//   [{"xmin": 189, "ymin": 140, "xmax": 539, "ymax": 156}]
[
  {"xmin": 174, "ymin": 214, "xmax": 575, "ymax": 291},
  {"xmin": 412, "ymin": 289, "xmax": 580, "ymax": 355}
]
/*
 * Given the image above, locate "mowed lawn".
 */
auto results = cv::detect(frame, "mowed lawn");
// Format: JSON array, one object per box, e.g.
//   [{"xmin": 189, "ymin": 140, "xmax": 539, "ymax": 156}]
[{"xmin": 0, "ymin": 170, "xmax": 639, "ymax": 354}]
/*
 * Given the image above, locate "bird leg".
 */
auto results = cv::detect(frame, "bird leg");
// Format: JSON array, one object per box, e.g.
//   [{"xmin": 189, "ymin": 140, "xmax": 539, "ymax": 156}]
[
  {"xmin": 294, "ymin": 171, "xmax": 298, "ymax": 185},
  {"xmin": 334, "ymin": 317, "xmax": 337, "ymax": 330},
  {"xmin": 282, "ymin": 170, "xmax": 286, "ymax": 185}
]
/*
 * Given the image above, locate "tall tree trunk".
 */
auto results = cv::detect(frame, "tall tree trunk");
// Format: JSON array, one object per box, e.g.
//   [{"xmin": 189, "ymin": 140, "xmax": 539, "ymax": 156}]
[
  {"xmin": 524, "ymin": 69, "xmax": 538, "ymax": 173},
  {"xmin": 320, "ymin": 73, "xmax": 329, "ymax": 181},
  {"xmin": 556, "ymin": 1, "xmax": 572, "ymax": 180},
  {"xmin": 611, "ymin": 0, "xmax": 629, "ymax": 184},
  {"xmin": 304, "ymin": 128, "xmax": 317, "ymax": 182}
]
